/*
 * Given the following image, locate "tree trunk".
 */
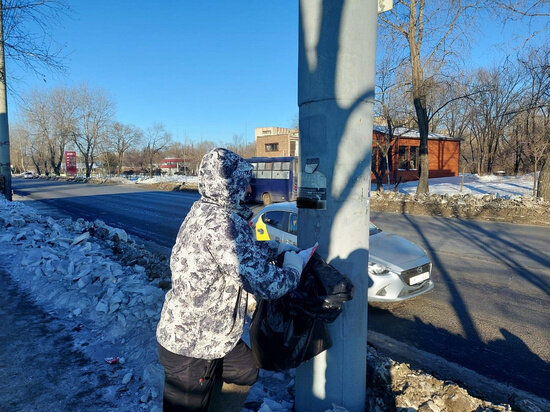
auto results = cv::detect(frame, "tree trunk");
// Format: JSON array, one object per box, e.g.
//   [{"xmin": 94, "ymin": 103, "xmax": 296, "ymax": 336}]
[
  {"xmin": 460, "ymin": 164, "xmax": 465, "ymax": 192},
  {"xmin": 104, "ymin": 157, "xmax": 110, "ymax": 177},
  {"xmin": 414, "ymin": 97, "xmax": 429, "ymax": 194},
  {"xmin": 533, "ymin": 158, "xmax": 538, "ymax": 197},
  {"xmin": 374, "ymin": 174, "xmax": 383, "ymax": 191},
  {"xmin": 385, "ymin": 153, "xmax": 391, "ymax": 189},
  {"xmin": 477, "ymin": 156, "xmax": 482, "ymax": 176},
  {"xmin": 537, "ymin": 155, "xmax": 549, "ymax": 200},
  {"xmin": 514, "ymin": 143, "xmax": 521, "ymax": 175},
  {"xmin": 118, "ymin": 152, "xmax": 123, "ymax": 175},
  {"xmin": 19, "ymin": 140, "xmax": 26, "ymax": 172},
  {"xmin": 85, "ymin": 157, "xmax": 93, "ymax": 178}
]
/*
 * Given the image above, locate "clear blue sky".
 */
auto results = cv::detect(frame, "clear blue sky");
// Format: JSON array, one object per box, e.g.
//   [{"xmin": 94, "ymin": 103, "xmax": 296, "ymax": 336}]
[
  {"xmin": 7, "ymin": 1, "xmax": 299, "ymax": 145},
  {"xmin": 6, "ymin": 1, "xmax": 547, "ymax": 145}
]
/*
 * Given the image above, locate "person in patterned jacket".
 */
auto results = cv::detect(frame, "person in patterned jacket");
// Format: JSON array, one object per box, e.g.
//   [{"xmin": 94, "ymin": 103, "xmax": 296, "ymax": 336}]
[{"xmin": 156, "ymin": 147, "xmax": 303, "ymax": 411}]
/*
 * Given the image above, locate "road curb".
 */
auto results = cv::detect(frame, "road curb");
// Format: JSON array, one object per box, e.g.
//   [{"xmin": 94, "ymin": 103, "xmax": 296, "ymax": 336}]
[{"xmin": 367, "ymin": 330, "xmax": 550, "ymax": 411}]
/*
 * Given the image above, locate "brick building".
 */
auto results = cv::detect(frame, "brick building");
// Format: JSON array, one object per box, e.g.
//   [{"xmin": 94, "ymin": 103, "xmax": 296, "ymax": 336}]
[
  {"xmin": 372, "ymin": 126, "xmax": 461, "ymax": 183},
  {"xmin": 255, "ymin": 127, "xmax": 299, "ymax": 157}
]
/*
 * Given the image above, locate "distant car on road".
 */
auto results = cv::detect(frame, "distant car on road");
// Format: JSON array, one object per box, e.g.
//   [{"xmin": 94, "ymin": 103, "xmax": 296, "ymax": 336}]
[
  {"xmin": 22, "ymin": 171, "xmax": 34, "ymax": 179},
  {"xmin": 250, "ymin": 202, "xmax": 434, "ymax": 303}
]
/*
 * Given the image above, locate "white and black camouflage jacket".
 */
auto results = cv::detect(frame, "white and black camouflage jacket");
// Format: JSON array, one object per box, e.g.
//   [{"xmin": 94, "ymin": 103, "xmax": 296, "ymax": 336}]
[{"xmin": 156, "ymin": 148, "xmax": 301, "ymax": 359}]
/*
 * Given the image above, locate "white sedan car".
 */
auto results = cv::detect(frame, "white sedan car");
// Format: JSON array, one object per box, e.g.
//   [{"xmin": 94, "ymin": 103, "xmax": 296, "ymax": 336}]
[
  {"xmin": 250, "ymin": 202, "xmax": 434, "ymax": 303},
  {"xmin": 22, "ymin": 171, "xmax": 34, "ymax": 179}
]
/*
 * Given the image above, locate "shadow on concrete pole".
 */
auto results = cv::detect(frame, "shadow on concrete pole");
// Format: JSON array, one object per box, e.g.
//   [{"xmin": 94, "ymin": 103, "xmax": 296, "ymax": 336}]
[
  {"xmin": 0, "ymin": 1, "xmax": 12, "ymax": 201},
  {"xmin": 295, "ymin": 0, "xmax": 378, "ymax": 410}
]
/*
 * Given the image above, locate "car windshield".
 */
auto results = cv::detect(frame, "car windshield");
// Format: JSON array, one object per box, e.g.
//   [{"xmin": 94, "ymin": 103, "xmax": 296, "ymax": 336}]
[
  {"xmin": 369, "ymin": 222, "xmax": 381, "ymax": 236},
  {"xmin": 254, "ymin": 206, "xmax": 383, "ymax": 237}
]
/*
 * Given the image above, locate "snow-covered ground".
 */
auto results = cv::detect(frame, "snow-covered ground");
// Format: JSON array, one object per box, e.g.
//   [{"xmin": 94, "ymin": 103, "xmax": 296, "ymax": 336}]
[
  {"xmin": 115, "ymin": 172, "xmax": 538, "ymax": 198},
  {"xmin": 94, "ymin": 175, "xmax": 199, "ymax": 185},
  {"xmin": 135, "ymin": 173, "xmax": 537, "ymax": 198},
  {"xmin": 393, "ymin": 173, "xmax": 538, "ymax": 197},
  {"xmin": 136, "ymin": 175, "xmax": 199, "ymax": 185},
  {"xmin": 22, "ymin": 171, "xmax": 539, "ymax": 198},
  {"xmin": 0, "ymin": 195, "xmax": 296, "ymax": 411}
]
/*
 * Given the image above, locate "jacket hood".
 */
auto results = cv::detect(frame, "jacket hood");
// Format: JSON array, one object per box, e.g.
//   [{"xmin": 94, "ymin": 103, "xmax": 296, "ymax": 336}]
[{"xmin": 198, "ymin": 148, "xmax": 253, "ymax": 218}]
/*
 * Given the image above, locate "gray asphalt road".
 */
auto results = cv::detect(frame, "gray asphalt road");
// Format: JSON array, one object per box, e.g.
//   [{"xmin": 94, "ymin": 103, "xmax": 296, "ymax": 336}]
[
  {"xmin": 13, "ymin": 178, "xmax": 199, "ymax": 251},
  {"xmin": 369, "ymin": 211, "xmax": 550, "ymax": 399},
  {"xmin": 12, "ymin": 178, "xmax": 550, "ymax": 399}
]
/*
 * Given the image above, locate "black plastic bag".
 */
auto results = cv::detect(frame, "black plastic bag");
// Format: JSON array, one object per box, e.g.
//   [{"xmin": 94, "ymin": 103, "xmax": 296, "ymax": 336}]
[{"xmin": 250, "ymin": 252, "xmax": 353, "ymax": 371}]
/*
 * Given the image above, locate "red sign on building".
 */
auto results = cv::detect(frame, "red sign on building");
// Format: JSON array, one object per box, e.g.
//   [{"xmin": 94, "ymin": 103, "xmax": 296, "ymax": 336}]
[{"xmin": 65, "ymin": 151, "xmax": 77, "ymax": 176}]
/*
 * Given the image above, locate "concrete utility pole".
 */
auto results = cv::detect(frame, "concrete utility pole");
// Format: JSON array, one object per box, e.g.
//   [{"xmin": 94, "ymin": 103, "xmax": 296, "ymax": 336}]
[
  {"xmin": 0, "ymin": 1, "xmax": 12, "ymax": 201},
  {"xmin": 295, "ymin": 1, "xmax": 378, "ymax": 411}
]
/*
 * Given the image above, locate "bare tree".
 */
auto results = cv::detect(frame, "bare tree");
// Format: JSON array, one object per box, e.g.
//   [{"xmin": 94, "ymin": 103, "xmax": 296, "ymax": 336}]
[
  {"xmin": 504, "ymin": 118, "xmax": 527, "ymax": 175},
  {"xmin": 374, "ymin": 37, "xmax": 475, "ymax": 190},
  {"xmin": 109, "ymin": 122, "xmax": 143, "ymax": 175},
  {"xmin": 123, "ymin": 149, "xmax": 147, "ymax": 175},
  {"xmin": 524, "ymin": 116, "xmax": 550, "ymax": 195},
  {"xmin": 72, "ymin": 85, "xmax": 114, "ymax": 177},
  {"xmin": 49, "ymin": 86, "xmax": 77, "ymax": 174},
  {"xmin": 239, "ymin": 141, "xmax": 256, "ymax": 159},
  {"xmin": 378, "ymin": 0, "xmax": 482, "ymax": 193},
  {"xmin": 467, "ymin": 64, "xmax": 522, "ymax": 174},
  {"xmin": 438, "ymin": 74, "xmax": 472, "ymax": 145},
  {"xmin": 8, "ymin": 123, "xmax": 30, "ymax": 172},
  {"xmin": 28, "ymin": 123, "xmax": 48, "ymax": 174},
  {"xmin": 97, "ymin": 150, "xmax": 118, "ymax": 176},
  {"xmin": 19, "ymin": 86, "xmax": 77, "ymax": 175},
  {"xmin": 20, "ymin": 88, "xmax": 57, "ymax": 174},
  {"xmin": 143, "ymin": 123, "xmax": 172, "ymax": 177},
  {"xmin": 1, "ymin": 0, "xmax": 69, "ymax": 199},
  {"xmin": 493, "ymin": 1, "xmax": 549, "ymax": 43},
  {"xmin": 374, "ymin": 50, "xmax": 412, "ymax": 190},
  {"xmin": 290, "ymin": 113, "xmax": 299, "ymax": 130},
  {"xmin": 186, "ymin": 139, "xmax": 217, "ymax": 175},
  {"xmin": 226, "ymin": 134, "xmax": 255, "ymax": 158},
  {"xmin": 538, "ymin": 156, "xmax": 550, "ymax": 199},
  {"xmin": 516, "ymin": 47, "xmax": 550, "ymax": 196},
  {"xmin": 491, "ymin": 2, "xmax": 550, "ymax": 198},
  {"xmin": 2, "ymin": 0, "xmax": 69, "ymax": 83}
]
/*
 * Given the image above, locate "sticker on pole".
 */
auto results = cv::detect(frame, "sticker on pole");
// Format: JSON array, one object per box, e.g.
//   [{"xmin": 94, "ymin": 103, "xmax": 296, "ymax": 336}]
[{"xmin": 297, "ymin": 158, "xmax": 327, "ymax": 210}]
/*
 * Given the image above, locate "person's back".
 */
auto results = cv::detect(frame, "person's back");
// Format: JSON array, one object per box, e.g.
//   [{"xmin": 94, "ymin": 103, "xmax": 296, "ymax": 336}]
[{"xmin": 156, "ymin": 148, "xmax": 304, "ymax": 411}]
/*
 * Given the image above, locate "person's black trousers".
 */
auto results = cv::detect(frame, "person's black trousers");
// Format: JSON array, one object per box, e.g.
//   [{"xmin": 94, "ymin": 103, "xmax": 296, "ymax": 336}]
[{"xmin": 158, "ymin": 339, "xmax": 258, "ymax": 411}]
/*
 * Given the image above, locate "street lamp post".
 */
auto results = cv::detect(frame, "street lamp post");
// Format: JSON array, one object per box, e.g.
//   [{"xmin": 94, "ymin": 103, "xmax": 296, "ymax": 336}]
[
  {"xmin": 0, "ymin": 1, "xmax": 12, "ymax": 201},
  {"xmin": 295, "ymin": 1, "xmax": 378, "ymax": 410}
]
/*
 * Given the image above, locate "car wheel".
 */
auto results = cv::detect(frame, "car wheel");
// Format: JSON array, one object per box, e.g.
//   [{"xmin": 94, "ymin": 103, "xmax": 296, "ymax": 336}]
[{"xmin": 262, "ymin": 192, "xmax": 272, "ymax": 205}]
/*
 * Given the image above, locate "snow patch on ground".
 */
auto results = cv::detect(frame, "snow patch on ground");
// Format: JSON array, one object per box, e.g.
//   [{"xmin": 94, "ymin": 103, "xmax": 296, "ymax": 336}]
[
  {"xmin": 136, "ymin": 175, "xmax": 198, "ymax": 185},
  {"xmin": 391, "ymin": 173, "xmax": 537, "ymax": 198},
  {"xmin": 37, "ymin": 172, "xmax": 539, "ymax": 200},
  {"xmin": 132, "ymin": 172, "xmax": 537, "ymax": 198}
]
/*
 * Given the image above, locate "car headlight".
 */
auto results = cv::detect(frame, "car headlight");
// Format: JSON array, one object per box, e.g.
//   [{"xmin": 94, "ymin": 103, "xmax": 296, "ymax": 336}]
[{"xmin": 368, "ymin": 262, "xmax": 391, "ymax": 275}]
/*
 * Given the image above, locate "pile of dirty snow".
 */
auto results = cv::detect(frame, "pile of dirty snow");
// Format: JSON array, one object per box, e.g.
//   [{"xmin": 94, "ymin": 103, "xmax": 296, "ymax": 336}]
[
  {"xmin": 370, "ymin": 190, "xmax": 550, "ymax": 226},
  {"xmin": 0, "ymin": 195, "xmax": 297, "ymax": 411}
]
